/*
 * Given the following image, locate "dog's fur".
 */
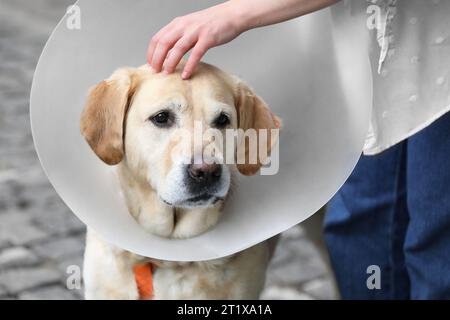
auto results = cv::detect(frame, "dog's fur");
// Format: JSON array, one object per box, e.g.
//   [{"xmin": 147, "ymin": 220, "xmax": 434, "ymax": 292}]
[{"xmin": 80, "ymin": 63, "xmax": 281, "ymax": 299}]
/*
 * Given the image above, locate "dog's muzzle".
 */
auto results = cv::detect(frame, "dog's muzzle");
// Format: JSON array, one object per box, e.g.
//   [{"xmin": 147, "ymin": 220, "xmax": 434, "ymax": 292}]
[
  {"xmin": 159, "ymin": 161, "xmax": 229, "ymax": 208},
  {"xmin": 183, "ymin": 163, "xmax": 221, "ymax": 200},
  {"xmin": 187, "ymin": 163, "xmax": 222, "ymax": 189}
]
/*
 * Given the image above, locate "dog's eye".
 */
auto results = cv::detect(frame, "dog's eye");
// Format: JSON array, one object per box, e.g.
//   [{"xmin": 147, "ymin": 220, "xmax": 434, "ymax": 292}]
[
  {"xmin": 150, "ymin": 111, "xmax": 174, "ymax": 128},
  {"xmin": 213, "ymin": 113, "xmax": 231, "ymax": 128}
]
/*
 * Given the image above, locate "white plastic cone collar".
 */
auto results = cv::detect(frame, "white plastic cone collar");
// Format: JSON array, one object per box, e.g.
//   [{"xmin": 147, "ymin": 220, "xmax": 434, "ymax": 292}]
[{"xmin": 30, "ymin": 0, "xmax": 372, "ymax": 261}]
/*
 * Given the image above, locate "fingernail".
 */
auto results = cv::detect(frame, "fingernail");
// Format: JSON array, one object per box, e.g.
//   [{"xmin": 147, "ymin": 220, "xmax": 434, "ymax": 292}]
[{"xmin": 182, "ymin": 71, "xmax": 188, "ymax": 79}]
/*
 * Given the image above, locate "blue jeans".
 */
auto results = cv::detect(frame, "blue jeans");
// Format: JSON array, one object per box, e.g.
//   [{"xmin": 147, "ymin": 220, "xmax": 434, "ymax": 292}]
[{"xmin": 324, "ymin": 112, "xmax": 450, "ymax": 299}]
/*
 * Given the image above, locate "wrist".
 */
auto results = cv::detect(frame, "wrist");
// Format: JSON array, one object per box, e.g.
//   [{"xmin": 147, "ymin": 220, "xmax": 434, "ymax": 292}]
[{"xmin": 220, "ymin": 0, "xmax": 256, "ymax": 33}]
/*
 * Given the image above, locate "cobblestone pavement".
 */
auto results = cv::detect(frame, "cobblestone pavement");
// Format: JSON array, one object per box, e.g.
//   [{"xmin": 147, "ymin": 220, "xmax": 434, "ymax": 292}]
[{"xmin": 0, "ymin": 0, "xmax": 335, "ymax": 300}]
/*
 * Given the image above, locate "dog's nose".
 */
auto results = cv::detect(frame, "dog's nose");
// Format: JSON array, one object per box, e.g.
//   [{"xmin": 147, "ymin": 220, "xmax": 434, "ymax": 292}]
[{"xmin": 187, "ymin": 163, "xmax": 222, "ymax": 185}]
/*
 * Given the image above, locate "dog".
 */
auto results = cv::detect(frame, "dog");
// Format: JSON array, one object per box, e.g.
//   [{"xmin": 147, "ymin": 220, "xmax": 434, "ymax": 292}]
[{"xmin": 80, "ymin": 62, "xmax": 281, "ymax": 299}]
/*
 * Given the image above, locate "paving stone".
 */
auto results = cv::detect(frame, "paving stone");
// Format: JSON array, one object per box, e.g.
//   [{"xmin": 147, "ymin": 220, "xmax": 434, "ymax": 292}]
[
  {"xmin": 33, "ymin": 237, "xmax": 84, "ymax": 261},
  {"xmin": 0, "ymin": 267, "xmax": 60, "ymax": 294},
  {"xmin": 0, "ymin": 247, "xmax": 40, "ymax": 269},
  {"xmin": 269, "ymin": 242, "xmax": 293, "ymax": 267},
  {"xmin": 266, "ymin": 252, "xmax": 326, "ymax": 286},
  {"xmin": 0, "ymin": 181, "xmax": 25, "ymax": 211},
  {"xmin": 0, "ymin": 239, "xmax": 10, "ymax": 250},
  {"xmin": 0, "ymin": 211, "xmax": 48, "ymax": 245},
  {"xmin": 302, "ymin": 278, "xmax": 337, "ymax": 300},
  {"xmin": 57, "ymin": 255, "xmax": 83, "ymax": 275},
  {"xmin": 31, "ymin": 204, "xmax": 85, "ymax": 236},
  {"xmin": 58, "ymin": 256, "xmax": 84, "ymax": 299},
  {"xmin": 18, "ymin": 285, "xmax": 78, "ymax": 300},
  {"xmin": 0, "ymin": 285, "xmax": 7, "ymax": 298},
  {"xmin": 282, "ymin": 225, "xmax": 305, "ymax": 240},
  {"xmin": 2, "ymin": 171, "xmax": 55, "ymax": 211},
  {"xmin": 285, "ymin": 236, "xmax": 326, "ymax": 263}
]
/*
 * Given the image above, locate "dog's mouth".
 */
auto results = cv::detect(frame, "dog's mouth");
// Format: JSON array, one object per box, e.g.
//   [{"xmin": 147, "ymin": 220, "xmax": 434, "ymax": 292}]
[{"xmin": 161, "ymin": 193, "xmax": 223, "ymax": 208}]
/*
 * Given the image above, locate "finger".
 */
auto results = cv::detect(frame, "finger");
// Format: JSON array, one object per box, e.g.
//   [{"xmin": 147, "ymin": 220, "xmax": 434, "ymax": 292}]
[
  {"xmin": 182, "ymin": 40, "xmax": 209, "ymax": 79},
  {"xmin": 163, "ymin": 34, "xmax": 197, "ymax": 74},
  {"xmin": 147, "ymin": 37, "xmax": 158, "ymax": 65},
  {"xmin": 147, "ymin": 26, "xmax": 171, "ymax": 65},
  {"xmin": 147, "ymin": 17, "xmax": 181, "ymax": 64},
  {"xmin": 151, "ymin": 31, "xmax": 182, "ymax": 72}
]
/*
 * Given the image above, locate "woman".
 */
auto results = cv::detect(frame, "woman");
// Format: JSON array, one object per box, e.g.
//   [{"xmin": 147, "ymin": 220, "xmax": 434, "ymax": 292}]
[{"xmin": 147, "ymin": 0, "xmax": 450, "ymax": 299}]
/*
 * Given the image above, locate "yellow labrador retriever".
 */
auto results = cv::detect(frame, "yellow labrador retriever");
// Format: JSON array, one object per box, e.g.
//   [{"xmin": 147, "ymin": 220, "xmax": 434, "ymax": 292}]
[{"xmin": 80, "ymin": 63, "xmax": 281, "ymax": 299}]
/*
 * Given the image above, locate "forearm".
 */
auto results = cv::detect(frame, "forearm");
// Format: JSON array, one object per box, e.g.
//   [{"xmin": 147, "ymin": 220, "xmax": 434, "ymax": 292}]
[
  {"xmin": 225, "ymin": 0, "xmax": 340, "ymax": 31},
  {"xmin": 147, "ymin": 0, "xmax": 340, "ymax": 78}
]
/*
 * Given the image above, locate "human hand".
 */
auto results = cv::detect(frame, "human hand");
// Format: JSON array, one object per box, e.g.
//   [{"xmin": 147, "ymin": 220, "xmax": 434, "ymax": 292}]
[
  {"xmin": 147, "ymin": 0, "xmax": 339, "ymax": 79},
  {"xmin": 147, "ymin": 2, "xmax": 246, "ymax": 79}
]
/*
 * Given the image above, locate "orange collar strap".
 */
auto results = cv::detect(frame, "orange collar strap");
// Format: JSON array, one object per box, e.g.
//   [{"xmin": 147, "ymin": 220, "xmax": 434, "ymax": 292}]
[{"xmin": 133, "ymin": 263, "xmax": 154, "ymax": 300}]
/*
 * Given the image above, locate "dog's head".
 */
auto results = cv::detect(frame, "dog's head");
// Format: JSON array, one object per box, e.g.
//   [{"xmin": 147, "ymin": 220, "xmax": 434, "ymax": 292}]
[{"xmin": 81, "ymin": 63, "xmax": 280, "ymax": 209}]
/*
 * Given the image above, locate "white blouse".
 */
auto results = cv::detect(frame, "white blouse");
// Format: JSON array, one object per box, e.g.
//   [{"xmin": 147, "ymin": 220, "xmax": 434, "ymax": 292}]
[{"xmin": 346, "ymin": 0, "xmax": 450, "ymax": 155}]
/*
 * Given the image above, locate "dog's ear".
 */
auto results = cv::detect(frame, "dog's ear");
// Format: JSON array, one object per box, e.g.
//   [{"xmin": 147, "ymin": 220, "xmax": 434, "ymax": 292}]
[
  {"xmin": 234, "ymin": 80, "xmax": 282, "ymax": 176},
  {"xmin": 80, "ymin": 68, "xmax": 138, "ymax": 165}
]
